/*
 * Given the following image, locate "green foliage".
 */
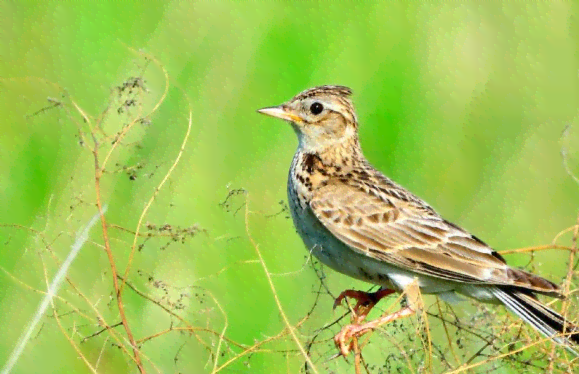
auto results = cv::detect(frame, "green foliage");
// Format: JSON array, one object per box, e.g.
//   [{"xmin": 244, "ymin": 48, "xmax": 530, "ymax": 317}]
[{"xmin": 1, "ymin": 3, "xmax": 579, "ymax": 373}]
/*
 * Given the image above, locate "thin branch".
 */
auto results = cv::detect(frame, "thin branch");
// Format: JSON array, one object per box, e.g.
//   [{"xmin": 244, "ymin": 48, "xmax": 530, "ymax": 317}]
[
  {"xmin": 39, "ymin": 257, "xmax": 99, "ymax": 374},
  {"xmin": 1, "ymin": 210, "xmax": 103, "ymax": 374},
  {"xmin": 92, "ymin": 132, "xmax": 145, "ymax": 373},
  {"xmin": 120, "ymin": 104, "xmax": 192, "ymax": 294},
  {"xmin": 242, "ymin": 194, "xmax": 320, "ymax": 374},
  {"xmin": 82, "ymin": 322, "xmax": 123, "ymax": 343}
]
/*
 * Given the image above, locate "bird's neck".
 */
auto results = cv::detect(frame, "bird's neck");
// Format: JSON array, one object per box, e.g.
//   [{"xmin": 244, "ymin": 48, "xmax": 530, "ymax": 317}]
[{"xmin": 297, "ymin": 134, "xmax": 365, "ymax": 169}]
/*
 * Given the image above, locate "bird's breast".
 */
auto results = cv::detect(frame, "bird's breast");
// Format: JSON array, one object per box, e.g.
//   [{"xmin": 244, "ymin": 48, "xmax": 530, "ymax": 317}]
[{"xmin": 287, "ymin": 160, "xmax": 390, "ymax": 286}]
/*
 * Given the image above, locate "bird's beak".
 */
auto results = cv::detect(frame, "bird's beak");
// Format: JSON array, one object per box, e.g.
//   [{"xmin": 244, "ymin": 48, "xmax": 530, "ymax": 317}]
[{"xmin": 257, "ymin": 105, "xmax": 303, "ymax": 124}]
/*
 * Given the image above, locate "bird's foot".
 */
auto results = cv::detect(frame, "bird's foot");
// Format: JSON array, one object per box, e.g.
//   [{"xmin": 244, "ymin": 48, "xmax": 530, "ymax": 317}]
[
  {"xmin": 334, "ymin": 306, "xmax": 415, "ymax": 356},
  {"xmin": 333, "ymin": 288, "xmax": 395, "ymax": 322}
]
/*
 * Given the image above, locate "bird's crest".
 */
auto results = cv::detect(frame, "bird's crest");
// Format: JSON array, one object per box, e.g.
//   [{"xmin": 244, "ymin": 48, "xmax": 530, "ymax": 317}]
[{"xmin": 292, "ymin": 85, "xmax": 353, "ymax": 101}]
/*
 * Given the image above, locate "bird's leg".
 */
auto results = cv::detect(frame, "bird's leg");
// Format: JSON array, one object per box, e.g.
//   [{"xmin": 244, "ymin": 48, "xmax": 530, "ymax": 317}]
[
  {"xmin": 334, "ymin": 280, "xmax": 422, "ymax": 357},
  {"xmin": 333, "ymin": 287, "xmax": 395, "ymax": 323},
  {"xmin": 334, "ymin": 305, "xmax": 415, "ymax": 356}
]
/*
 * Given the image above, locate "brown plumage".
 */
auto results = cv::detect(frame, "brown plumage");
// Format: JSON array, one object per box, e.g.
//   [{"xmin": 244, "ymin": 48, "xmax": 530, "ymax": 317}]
[{"xmin": 258, "ymin": 85, "xmax": 578, "ymax": 356}]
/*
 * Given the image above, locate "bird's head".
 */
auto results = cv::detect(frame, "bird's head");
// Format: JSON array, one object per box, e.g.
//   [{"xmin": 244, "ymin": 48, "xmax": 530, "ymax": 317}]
[{"xmin": 258, "ymin": 85, "xmax": 359, "ymax": 153}]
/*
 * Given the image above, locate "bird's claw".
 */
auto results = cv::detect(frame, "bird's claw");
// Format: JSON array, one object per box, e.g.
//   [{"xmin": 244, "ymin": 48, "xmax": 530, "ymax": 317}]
[{"xmin": 334, "ymin": 323, "xmax": 365, "ymax": 357}]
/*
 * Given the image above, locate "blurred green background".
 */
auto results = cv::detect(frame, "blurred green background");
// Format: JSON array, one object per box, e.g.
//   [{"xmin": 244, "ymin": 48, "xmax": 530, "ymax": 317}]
[{"xmin": 1, "ymin": 2, "xmax": 579, "ymax": 373}]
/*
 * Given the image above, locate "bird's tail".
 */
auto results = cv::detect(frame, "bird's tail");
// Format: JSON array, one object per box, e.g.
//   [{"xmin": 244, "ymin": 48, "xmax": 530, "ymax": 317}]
[{"xmin": 492, "ymin": 287, "xmax": 579, "ymax": 355}]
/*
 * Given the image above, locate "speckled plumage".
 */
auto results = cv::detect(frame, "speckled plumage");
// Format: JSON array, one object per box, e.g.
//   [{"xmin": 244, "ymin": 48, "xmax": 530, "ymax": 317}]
[{"xmin": 258, "ymin": 85, "xmax": 579, "ymax": 356}]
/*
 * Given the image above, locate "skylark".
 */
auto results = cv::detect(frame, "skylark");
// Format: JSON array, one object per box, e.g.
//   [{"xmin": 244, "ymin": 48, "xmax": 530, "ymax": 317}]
[{"xmin": 257, "ymin": 85, "xmax": 579, "ymax": 357}]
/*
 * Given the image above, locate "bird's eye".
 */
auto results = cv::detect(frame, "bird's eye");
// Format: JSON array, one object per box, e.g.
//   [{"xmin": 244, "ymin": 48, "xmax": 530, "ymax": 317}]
[{"xmin": 310, "ymin": 102, "xmax": 324, "ymax": 115}]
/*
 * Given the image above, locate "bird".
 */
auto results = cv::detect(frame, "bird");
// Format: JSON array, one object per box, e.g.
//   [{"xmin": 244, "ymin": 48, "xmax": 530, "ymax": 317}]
[{"xmin": 257, "ymin": 85, "xmax": 579, "ymax": 357}]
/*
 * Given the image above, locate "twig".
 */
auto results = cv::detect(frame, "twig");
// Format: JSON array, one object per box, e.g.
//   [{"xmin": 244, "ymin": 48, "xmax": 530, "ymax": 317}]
[
  {"xmin": 436, "ymin": 298, "xmax": 461, "ymax": 369},
  {"xmin": 213, "ymin": 313, "xmax": 311, "ymax": 373},
  {"xmin": 119, "ymin": 101, "xmax": 192, "ymax": 294},
  {"xmin": 243, "ymin": 194, "xmax": 320, "ymax": 374},
  {"xmin": 92, "ymin": 131, "xmax": 145, "ymax": 373},
  {"xmin": 117, "ymin": 272, "xmax": 219, "ymax": 353},
  {"xmin": 353, "ymin": 337, "xmax": 362, "ymax": 374},
  {"xmin": 95, "ymin": 337, "xmax": 109, "ymax": 370},
  {"xmin": 499, "ymin": 244, "xmax": 574, "ymax": 255},
  {"xmin": 82, "ymin": 322, "xmax": 123, "ymax": 343},
  {"xmin": 1, "ymin": 209, "xmax": 103, "ymax": 374},
  {"xmin": 39, "ymin": 256, "xmax": 99, "ymax": 373}
]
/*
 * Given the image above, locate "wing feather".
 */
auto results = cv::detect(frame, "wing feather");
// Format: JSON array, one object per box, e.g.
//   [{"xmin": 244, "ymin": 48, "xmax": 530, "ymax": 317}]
[{"xmin": 309, "ymin": 180, "xmax": 560, "ymax": 295}]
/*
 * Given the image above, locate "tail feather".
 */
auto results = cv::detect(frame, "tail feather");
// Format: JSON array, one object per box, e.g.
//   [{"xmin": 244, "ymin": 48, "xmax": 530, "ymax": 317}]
[{"xmin": 492, "ymin": 287, "xmax": 579, "ymax": 355}]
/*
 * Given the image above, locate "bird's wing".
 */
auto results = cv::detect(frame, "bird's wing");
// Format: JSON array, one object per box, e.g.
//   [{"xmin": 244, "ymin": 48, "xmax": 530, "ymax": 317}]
[{"xmin": 309, "ymin": 180, "xmax": 560, "ymax": 295}]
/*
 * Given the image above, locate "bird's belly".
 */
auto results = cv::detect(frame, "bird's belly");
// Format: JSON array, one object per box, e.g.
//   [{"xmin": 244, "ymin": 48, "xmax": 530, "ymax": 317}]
[
  {"xmin": 290, "ymin": 199, "xmax": 371, "ymax": 280},
  {"xmin": 290, "ymin": 204, "xmax": 456, "ymax": 295}
]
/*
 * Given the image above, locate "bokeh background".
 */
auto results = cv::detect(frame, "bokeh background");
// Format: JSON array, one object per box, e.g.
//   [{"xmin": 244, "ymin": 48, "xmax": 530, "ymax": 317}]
[{"xmin": 1, "ymin": 2, "xmax": 579, "ymax": 373}]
